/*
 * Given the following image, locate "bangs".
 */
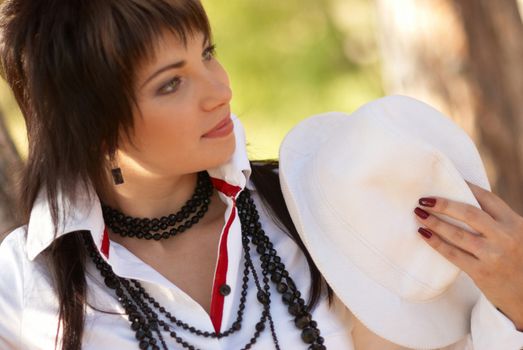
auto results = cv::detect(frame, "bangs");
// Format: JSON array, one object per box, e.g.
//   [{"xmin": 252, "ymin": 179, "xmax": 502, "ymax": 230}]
[
  {"xmin": 105, "ymin": 0, "xmax": 213, "ymax": 79},
  {"xmin": 113, "ymin": 0, "xmax": 212, "ymax": 64}
]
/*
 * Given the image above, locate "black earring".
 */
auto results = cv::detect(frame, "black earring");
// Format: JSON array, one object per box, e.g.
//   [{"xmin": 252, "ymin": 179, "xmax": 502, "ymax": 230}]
[
  {"xmin": 111, "ymin": 167, "xmax": 124, "ymax": 185},
  {"xmin": 108, "ymin": 151, "xmax": 124, "ymax": 185}
]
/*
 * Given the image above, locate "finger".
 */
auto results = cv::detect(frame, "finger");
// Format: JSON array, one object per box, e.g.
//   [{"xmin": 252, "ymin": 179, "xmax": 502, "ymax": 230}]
[
  {"xmin": 414, "ymin": 207, "xmax": 485, "ymax": 258},
  {"xmin": 465, "ymin": 180, "xmax": 515, "ymax": 222},
  {"xmin": 417, "ymin": 226, "xmax": 479, "ymax": 274},
  {"xmin": 418, "ymin": 195, "xmax": 499, "ymax": 239}
]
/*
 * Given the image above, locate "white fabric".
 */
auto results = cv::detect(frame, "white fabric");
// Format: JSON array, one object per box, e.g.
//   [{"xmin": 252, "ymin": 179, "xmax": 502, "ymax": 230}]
[{"xmin": 0, "ymin": 112, "xmax": 521, "ymax": 349}]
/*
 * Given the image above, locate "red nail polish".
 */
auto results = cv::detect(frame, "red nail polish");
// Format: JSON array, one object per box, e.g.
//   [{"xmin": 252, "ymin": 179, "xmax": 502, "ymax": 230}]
[
  {"xmin": 418, "ymin": 227, "xmax": 432, "ymax": 239},
  {"xmin": 419, "ymin": 197, "xmax": 436, "ymax": 207},
  {"xmin": 414, "ymin": 207, "xmax": 429, "ymax": 219}
]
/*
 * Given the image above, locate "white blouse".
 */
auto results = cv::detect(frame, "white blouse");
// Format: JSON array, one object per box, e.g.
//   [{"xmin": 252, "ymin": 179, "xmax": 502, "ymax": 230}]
[{"xmin": 1, "ymin": 115, "xmax": 522, "ymax": 350}]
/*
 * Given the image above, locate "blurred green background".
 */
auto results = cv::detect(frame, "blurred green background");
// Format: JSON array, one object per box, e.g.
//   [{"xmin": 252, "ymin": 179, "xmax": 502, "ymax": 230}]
[
  {"xmin": 0, "ymin": 0, "xmax": 383, "ymax": 161},
  {"xmin": 202, "ymin": 0, "xmax": 383, "ymax": 159}
]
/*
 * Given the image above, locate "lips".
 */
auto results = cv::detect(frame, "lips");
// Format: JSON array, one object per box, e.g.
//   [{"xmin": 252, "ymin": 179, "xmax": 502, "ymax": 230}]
[{"xmin": 203, "ymin": 111, "xmax": 231, "ymax": 137}]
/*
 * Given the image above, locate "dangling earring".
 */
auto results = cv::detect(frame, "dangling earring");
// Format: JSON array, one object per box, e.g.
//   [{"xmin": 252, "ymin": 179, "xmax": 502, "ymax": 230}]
[{"xmin": 108, "ymin": 150, "xmax": 124, "ymax": 185}]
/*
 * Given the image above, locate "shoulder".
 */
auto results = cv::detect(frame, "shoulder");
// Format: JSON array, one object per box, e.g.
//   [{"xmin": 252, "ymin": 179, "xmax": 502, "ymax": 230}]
[
  {"xmin": 0, "ymin": 225, "xmax": 28, "ymax": 271},
  {"xmin": 0, "ymin": 225, "xmax": 28, "ymax": 294},
  {"xmin": 0, "ymin": 225, "xmax": 32, "ymax": 273},
  {"xmin": 0, "ymin": 225, "xmax": 27, "ymax": 348}
]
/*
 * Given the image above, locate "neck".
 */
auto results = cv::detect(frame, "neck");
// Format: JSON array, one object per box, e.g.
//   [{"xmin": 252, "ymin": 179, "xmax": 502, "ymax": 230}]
[
  {"xmin": 103, "ymin": 173, "xmax": 199, "ymax": 219},
  {"xmin": 99, "ymin": 153, "xmax": 204, "ymax": 220}
]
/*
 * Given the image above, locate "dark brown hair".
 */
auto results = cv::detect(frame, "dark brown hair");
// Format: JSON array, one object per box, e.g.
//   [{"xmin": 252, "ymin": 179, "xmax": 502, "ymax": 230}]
[{"xmin": 0, "ymin": 1, "xmax": 333, "ymax": 349}]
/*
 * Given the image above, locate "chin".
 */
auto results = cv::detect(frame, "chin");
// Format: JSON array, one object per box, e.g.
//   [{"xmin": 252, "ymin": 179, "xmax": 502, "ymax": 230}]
[
  {"xmin": 220, "ymin": 135, "xmax": 237, "ymax": 162},
  {"xmin": 204, "ymin": 135, "xmax": 236, "ymax": 168}
]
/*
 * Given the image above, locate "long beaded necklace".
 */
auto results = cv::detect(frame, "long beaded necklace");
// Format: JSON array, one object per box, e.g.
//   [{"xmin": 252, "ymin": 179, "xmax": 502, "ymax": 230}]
[{"xmin": 87, "ymin": 170, "xmax": 326, "ymax": 349}]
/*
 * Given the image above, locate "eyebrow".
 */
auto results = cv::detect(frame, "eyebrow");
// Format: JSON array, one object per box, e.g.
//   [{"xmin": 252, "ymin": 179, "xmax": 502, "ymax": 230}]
[{"xmin": 140, "ymin": 36, "xmax": 209, "ymax": 89}]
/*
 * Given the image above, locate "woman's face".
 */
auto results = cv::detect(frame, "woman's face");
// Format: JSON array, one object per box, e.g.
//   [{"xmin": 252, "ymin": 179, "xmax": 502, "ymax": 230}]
[{"xmin": 118, "ymin": 28, "xmax": 234, "ymax": 178}]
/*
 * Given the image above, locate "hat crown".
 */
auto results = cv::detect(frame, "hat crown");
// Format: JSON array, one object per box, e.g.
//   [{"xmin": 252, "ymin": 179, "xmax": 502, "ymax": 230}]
[{"xmin": 310, "ymin": 107, "xmax": 479, "ymax": 301}]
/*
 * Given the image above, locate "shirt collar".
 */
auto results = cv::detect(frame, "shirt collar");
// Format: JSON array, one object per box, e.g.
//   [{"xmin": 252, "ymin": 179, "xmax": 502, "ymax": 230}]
[{"xmin": 26, "ymin": 113, "xmax": 253, "ymax": 261}]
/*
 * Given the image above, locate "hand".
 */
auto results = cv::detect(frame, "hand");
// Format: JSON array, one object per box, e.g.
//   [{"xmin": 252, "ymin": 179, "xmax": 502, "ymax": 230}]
[{"xmin": 413, "ymin": 180, "xmax": 523, "ymax": 331}]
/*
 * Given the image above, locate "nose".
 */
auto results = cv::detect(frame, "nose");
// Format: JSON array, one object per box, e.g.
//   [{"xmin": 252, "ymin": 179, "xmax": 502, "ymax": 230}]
[{"xmin": 200, "ymin": 71, "xmax": 232, "ymax": 112}]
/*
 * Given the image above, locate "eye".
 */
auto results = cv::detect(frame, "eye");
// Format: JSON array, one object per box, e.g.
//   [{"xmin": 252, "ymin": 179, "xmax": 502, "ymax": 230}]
[
  {"xmin": 158, "ymin": 76, "xmax": 181, "ymax": 95},
  {"xmin": 203, "ymin": 43, "xmax": 217, "ymax": 61},
  {"xmin": 157, "ymin": 44, "xmax": 217, "ymax": 95}
]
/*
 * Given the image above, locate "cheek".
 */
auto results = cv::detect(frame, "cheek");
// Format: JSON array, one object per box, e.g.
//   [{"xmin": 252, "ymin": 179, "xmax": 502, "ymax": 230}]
[{"xmin": 132, "ymin": 102, "xmax": 200, "ymax": 156}]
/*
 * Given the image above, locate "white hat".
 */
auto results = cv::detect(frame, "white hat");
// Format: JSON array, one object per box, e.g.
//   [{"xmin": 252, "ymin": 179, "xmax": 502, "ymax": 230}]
[{"xmin": 278, "ymin": 94, "xmax": 490, "ymax": 349}]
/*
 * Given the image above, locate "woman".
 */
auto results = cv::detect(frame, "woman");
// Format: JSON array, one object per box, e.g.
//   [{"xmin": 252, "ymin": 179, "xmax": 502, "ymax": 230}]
[{"xmin": 0, "ymin": 1, "xmax": 520, "ymax": 349}]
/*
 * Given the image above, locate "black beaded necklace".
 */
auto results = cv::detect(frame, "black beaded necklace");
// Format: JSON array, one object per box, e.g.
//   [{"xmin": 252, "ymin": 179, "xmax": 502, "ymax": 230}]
[
  {"xmin": 101, "ymin": 171, "xmax": 215, "ymax": 240},
  {"xmin": 87, "ymin": 170, "xmax": 326, "ymax": 349}
]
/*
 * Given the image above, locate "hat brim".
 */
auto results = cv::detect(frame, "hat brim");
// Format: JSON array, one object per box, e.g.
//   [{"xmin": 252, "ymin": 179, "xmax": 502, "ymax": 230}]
[{"xmin": 278, "ymin": 109, "xmax": 480, "ymax": 349}]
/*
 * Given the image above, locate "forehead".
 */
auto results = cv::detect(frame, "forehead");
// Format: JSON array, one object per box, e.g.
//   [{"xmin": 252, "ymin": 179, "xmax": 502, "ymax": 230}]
[
  {"xmin": 157, "ymin": 26, "xmax": 203, "ymax": 49},
  {"xmin": 137, "ymin": 28, "xmax": 205, "ymax": 71}
]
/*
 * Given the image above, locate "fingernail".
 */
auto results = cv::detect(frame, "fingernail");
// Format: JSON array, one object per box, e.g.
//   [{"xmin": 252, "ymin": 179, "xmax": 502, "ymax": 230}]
[
  {"xmin": 414, "ymin": 207, "xmax": 430, "ymax": 219},
  {"xmin": 419, "ymin": 197, "xmax": 436, "ymax": 207},
  {"xmin": 418, "ymin": 227, "xmax": 432, "ymax": 239}
]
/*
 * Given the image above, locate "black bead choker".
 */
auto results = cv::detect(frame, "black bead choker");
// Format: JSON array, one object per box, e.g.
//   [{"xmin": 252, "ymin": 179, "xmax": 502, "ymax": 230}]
[
  {"xmin": 87, "ymin": 170, "xmax": 326, "ymax": 349},
  {"xmin": 101, "ymin": 171, "xmax": 214, "ymax": 240}
]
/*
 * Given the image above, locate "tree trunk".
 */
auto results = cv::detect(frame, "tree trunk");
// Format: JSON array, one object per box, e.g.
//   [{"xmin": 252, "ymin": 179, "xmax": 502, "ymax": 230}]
[
  {"xmin": 375, "ymin": 0, "xmax": 523, "ymax": 215},
  {"xmin": 454, "ymin": 0, "xmax": 523, "ymax": 214}
]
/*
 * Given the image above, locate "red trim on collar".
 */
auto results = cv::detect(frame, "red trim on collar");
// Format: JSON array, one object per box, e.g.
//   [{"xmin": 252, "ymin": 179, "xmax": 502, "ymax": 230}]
[
  {"xmin": 209, "ymin": 195, "xmax": 237, "ymax": 333},
  {"xmin": 210, "ymin": 177, "xmax": 242, "ymax": 197},
  {"xmin": 101, "ymin": 226, "xmax": 110, "ymax": 259},
  {"xmin": 208, "ymin": 176, "xmax": 242, "ymax": 333}
]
